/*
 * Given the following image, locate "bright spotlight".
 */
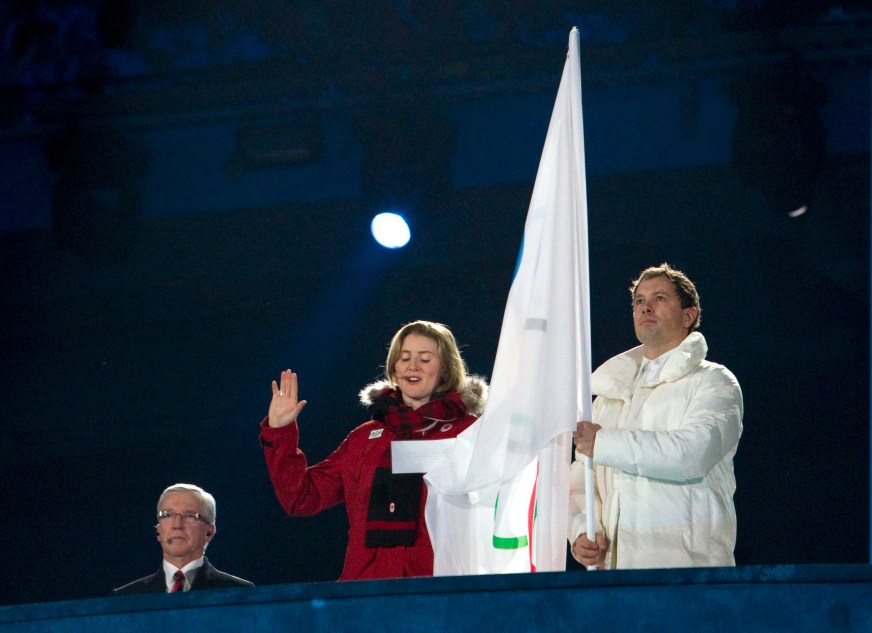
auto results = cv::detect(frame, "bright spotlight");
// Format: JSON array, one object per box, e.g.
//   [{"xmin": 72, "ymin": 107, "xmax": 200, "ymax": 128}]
[{"xmin": 370, "ymin": 212, "xmax": 411, "ymax": 249}]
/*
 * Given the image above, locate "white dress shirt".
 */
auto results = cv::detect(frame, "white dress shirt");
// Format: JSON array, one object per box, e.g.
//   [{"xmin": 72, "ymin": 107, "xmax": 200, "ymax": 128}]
[{"xmin": 162, "ymin": 556, "xmax": 205, "ymax": 592}]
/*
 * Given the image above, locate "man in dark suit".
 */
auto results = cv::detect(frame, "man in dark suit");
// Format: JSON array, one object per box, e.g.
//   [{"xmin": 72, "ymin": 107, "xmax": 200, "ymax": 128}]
[{"xmin": 113, "ymin": 483, "xmax": 253, "ymax": 595}]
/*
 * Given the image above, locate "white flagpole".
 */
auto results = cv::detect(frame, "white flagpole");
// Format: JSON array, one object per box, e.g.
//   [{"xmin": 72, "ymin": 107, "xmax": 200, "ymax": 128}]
[
  {"xmin": 424, "ymin": 27, "xmax": 593, "ymax": 575},
  {"xmin": 564, "ymin": 26, "xmax": 597, "ymax": 569},
  {"xmin": 584, "ymin": 457, "xmax": 596, "ymax": 568}
]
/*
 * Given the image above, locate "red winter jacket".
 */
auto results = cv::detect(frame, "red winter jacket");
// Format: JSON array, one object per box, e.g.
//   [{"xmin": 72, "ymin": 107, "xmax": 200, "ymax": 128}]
[{"xmin": 260, "ymin": 377, "xmax": 487, "ymax": 580}]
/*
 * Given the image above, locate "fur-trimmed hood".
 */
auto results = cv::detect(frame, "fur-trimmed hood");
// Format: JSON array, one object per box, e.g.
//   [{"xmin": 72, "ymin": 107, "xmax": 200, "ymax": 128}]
[{"xmin": 358, "ymin": 374, "xmax": 488, "ymax": 417}]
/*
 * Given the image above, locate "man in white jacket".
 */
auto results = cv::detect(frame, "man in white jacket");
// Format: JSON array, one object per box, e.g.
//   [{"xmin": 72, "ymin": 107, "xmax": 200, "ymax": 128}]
[{"xmin": 569, "ymin": 263, "xmax": 743, "ymax": 569}]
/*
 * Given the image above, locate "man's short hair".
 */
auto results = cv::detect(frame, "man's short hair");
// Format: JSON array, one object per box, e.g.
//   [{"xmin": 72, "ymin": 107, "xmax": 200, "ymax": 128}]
[
  {"xmin": 630, "ymin": 263, "xmax": 701, "ymax": 332},
  {"xmin": 157, "ymin": 483, "xmax": 216, "ymax": 523}
]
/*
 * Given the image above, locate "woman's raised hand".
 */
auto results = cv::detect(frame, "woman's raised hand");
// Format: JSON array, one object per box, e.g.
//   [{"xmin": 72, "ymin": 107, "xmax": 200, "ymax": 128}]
[{"xmin": 268, "ymin": 370, "xmax": 308, "ymax": 428}]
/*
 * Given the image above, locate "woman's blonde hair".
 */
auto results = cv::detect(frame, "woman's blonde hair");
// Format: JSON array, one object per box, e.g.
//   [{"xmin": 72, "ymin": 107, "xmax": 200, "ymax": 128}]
[{"xmin": 385, "ymin": 320, "xmax": 467, "ymax": 394}]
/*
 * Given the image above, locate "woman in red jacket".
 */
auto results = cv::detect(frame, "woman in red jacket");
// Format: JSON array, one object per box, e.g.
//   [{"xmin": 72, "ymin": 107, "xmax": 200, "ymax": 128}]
[{"xmin": 260, "ymin": 320, "xmax": 487, "ymax": 580}]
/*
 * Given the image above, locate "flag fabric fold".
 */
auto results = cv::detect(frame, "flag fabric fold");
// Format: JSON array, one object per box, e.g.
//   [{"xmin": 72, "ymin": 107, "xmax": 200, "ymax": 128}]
[{"xmin": 423, "ymin": 27, "xmax": 593, "ymax": 575}]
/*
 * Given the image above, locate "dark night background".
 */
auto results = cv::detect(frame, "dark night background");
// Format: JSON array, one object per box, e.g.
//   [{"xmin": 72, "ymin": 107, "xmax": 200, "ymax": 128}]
[{"xmin": 0, "ymin": 1, "xmax": 869, "ymax": 606}]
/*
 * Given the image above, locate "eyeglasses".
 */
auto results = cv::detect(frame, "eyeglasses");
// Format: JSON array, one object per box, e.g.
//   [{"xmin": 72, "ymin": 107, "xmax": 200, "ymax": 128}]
[{"xmin": 157, "ymin": 510, "xmax": 209, "ymax": 524}]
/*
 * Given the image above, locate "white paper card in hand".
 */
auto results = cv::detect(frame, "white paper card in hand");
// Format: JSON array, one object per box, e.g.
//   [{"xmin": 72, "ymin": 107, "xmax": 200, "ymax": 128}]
[{"xmin": 391, "ymin": 439, "xmax": 456, "ymax": 474}]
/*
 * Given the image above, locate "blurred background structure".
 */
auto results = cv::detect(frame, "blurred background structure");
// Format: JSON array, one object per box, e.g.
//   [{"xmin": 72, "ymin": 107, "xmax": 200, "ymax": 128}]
[{"xmin": 0, "ymin": 0, "xmax": 870, "ymax": 605}]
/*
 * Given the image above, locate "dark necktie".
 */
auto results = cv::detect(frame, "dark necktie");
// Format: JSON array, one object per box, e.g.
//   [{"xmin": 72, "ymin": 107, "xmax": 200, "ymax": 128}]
[{"xmin": 171, "ymin": 570, "xmax": 185, "ymax": 593}]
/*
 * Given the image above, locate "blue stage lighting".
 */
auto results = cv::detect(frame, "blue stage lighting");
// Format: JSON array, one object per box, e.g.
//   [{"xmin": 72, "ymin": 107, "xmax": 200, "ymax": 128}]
[{"xmin": 370, "ymin": 212, "xmax": 411, "ymax": 249}]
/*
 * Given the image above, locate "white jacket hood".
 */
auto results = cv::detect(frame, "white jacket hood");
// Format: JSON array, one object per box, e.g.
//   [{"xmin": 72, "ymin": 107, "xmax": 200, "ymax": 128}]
[{"xmin": 592, "ymin": 332, "xmax": 708, "ymax": 400}]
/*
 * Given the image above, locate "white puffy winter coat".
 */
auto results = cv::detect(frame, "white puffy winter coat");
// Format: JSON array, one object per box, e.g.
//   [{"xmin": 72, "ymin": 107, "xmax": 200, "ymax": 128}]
[{"xmin": 568, "ymin": 332, "xmax": 743, "ymax": 569}]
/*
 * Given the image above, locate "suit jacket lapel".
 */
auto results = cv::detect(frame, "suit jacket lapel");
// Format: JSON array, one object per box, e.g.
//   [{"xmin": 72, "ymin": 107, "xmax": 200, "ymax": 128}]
[
  {"xmin": 189, "ymin": 558, "xmax": 213, "ymax": 590},
  {"xmin": 144, "ymin": 568, "xmax": 166, "ymax": 593}
]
